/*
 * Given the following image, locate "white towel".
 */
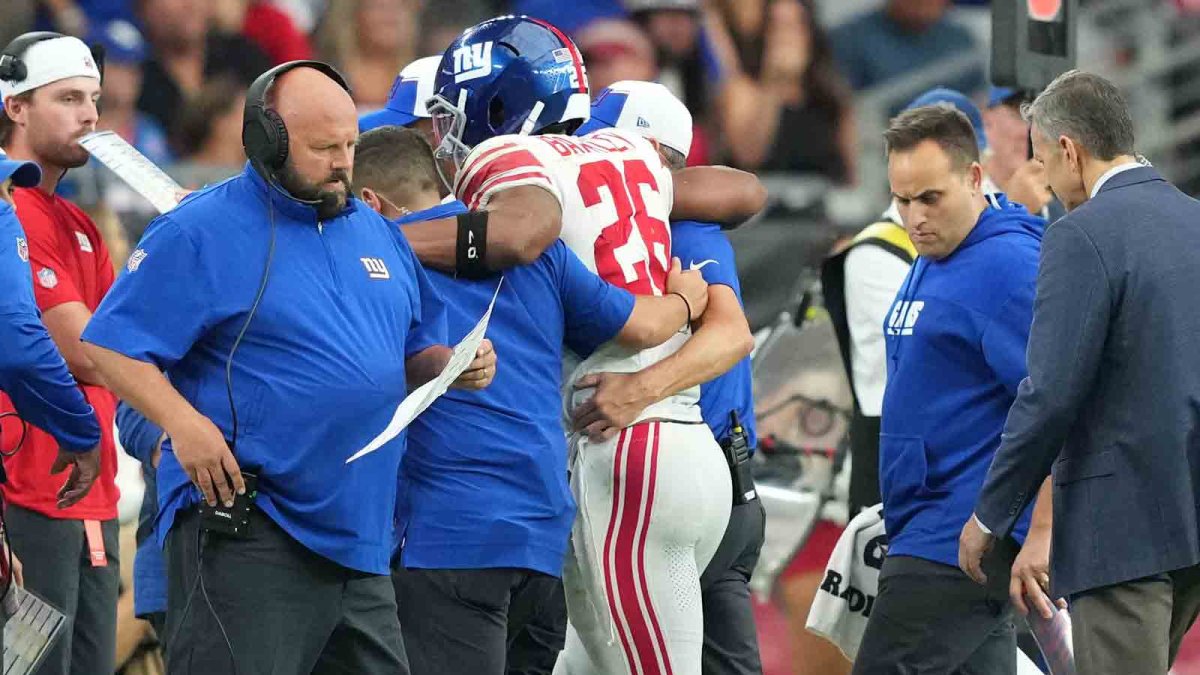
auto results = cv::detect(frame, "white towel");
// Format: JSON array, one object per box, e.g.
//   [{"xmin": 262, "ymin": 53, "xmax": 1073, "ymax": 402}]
[
  {"xmin": 805, "ymin": 504, "xmax": 1070, "ymax": 673},
  {"xmin": 805, "ymin": 503, "xmax": 887, "ymax": 660}
]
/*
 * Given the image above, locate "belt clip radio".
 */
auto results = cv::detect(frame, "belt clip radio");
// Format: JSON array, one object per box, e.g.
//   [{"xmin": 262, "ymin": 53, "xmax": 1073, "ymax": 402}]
[
  {"xmin": 198, "ymin": 471, "xmax": 258, "ymax": 538},
  {"xmin": 721, "ymin": 412, "xmax": 757, "ymax": 505}
]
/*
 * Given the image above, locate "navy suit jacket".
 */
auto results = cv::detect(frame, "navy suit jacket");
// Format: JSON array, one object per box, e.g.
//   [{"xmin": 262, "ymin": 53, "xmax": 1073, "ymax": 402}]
[{"xmin": 975, "ymin": 167, "xmax": 1200, "ymax": 598}]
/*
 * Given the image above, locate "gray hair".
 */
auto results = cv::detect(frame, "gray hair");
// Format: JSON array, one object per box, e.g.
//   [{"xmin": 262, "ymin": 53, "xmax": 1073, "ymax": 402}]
[{"xmin": 1022, "ymin": 70, "xmax": 1135, "ymax": 161}]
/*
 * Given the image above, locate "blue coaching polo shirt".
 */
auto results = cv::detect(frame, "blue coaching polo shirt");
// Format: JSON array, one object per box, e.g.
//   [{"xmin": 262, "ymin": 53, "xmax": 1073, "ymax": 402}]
[
  {"xmin": 0, "ymin": 201, "xmax": 100, "ymax": 451},
  {"xmin": 669, "ymin": 220, "xmax": 757, "ymax": 450},
  {"xmin": 83, "ymin": 164, "xmax": 448, "ymax": 575},
  {"xmin": 393, "ymin": 204, "xmax": 635, "ymax": 577}
]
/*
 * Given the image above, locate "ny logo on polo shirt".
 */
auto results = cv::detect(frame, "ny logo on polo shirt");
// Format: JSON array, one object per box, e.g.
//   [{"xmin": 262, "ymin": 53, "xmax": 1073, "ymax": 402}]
[{"xmin": 360, "ymin": 257, "xmax": 390, "ymax": 280}]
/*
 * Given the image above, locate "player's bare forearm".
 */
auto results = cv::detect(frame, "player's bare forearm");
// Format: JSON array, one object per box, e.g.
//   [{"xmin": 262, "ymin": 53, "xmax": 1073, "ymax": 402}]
[
  {"xmin": 402, "ymin": 186, "xmax": 562, "ymax": 272},
  {"xmin": 672, "ymin": 167, "xmax": 768, "ymax": 227},
  {"xmin": 82, "ymin": 343, "xmax": 207, "ymax": 440},
  {"xmin": 43, "ymin": 302, "xmax": 106, "ymax": 386},
  {"xmin": 405, "ymin": 345, "xmax": 452, "ymax": 390},
  {"xmin": 616, "ymin": 294, "xmax": 690, "ymax": 349},
  {"xmin": 630, "ymin": 285, "xmax": 753, "ymax": 401},
  {"xmin": 400, "ymin": 217, "xmax": 459, "ymax": 271}
]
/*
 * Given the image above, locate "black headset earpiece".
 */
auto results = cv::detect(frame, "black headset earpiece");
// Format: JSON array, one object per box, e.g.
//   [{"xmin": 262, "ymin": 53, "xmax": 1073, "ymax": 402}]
[
  {"xmin": 242, "ymin": 60, "xmax": 350, "ymax": 183},
  {"xmin": 0, "ymin": 32, "xmax": 67, "ymax": 83}
]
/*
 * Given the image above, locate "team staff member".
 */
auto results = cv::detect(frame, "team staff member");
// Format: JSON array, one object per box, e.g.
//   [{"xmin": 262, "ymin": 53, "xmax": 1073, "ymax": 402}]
[
  {"xmin": 80, "ymin": 62, "xmax": 494, "ymax": 674},
  {"xmin": 0, "ymin": 151, "xmax": 103, "ymax": 595},
  {"xmin": 358, "ymin": 55, "xmax": 441, "ymax": 142},
  {"xmin": 853, "ymin": 105, "xmax": 1046, "ymax": 674},
  {"xmin": 568, "ymin": 81, "xmax": 763, "ymax": 674},
  {"xmin": 961, "ymin": 71, "xmax": 1200, "ymax": 674},
  {"xmin": 0, "ymin": 32, "xmax": 121, "ymax": 675},
  {"xmin": 114, "ymin": 402, "xmax": 166, "ymax": 634},
  {"xmin": 0, "ymin": 151, "xmax": 101, "ymax": 500},
  {"xmin": 353, "ymin": 125, "xmax": 710, "ymax": 675}
]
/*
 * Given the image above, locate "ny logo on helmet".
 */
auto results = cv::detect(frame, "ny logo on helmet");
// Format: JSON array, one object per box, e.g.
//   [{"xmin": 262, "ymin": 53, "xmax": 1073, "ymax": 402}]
[{"xmin": 453, "ymin": 42, "xmax": 494, "ymax": 83}]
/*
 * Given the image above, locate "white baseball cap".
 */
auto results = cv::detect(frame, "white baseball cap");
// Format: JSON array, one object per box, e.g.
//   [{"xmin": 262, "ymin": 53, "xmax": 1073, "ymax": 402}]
[
  {"xmin": 576, "ymin": 80, "xmax": 693, "ymax": 159},
  {"xmin": 358, "ymin": 56, "xmax": 441, "ymax": 132},
  {"xmin": 0, "ymin": 35, "xmax": 102, "ymax": 104}
]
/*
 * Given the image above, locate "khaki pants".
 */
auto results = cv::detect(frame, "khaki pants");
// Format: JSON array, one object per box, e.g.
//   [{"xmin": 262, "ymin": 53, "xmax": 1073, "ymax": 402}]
[{"xmin": 1072, "ymin": 563, "xmax": 1200, "ymax": 675}]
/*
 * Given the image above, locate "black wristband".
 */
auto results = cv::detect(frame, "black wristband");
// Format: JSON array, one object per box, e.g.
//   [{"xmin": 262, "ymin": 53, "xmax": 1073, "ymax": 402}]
[
  {"xmin": 456, "ymin": 211, "xmax": 490, "ymax": 279},
  {"xmin": 670, "ymin": 291, "xmax": 694, "ymax": 322}
]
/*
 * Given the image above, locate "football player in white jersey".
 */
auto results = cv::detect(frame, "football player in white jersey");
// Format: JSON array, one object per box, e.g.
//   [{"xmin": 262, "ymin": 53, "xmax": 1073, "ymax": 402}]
[{"xmin": 397, "ymin": 15, "xmax": 767, "ymax": 675}]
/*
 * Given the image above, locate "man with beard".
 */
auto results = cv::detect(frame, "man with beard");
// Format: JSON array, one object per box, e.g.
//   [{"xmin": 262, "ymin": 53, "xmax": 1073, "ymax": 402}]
[
  {"xmin": 79, "ymin": 61, "xmax": 496, "ymax": 674},
  {"xmin": 0, "ymin": 31, "xmax": 120, "ymax": 675}
]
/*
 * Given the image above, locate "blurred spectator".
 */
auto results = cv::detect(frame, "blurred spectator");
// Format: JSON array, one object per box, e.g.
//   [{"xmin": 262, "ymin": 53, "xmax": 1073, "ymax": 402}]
[
  {"xmin": 708, "ymin": 0, "xmax": 855, "ymax": 181},
  {"xmin": 981, "ymin": 88, "xmax": 1029, "ymax": 193},
  {"xmin": 626, "ymin": 0, "xmax": 709, "ymax": 109},
  {"xmin": 0, "ymin": 1, "xmax": 37, "ymax": 45},
  {"xmin": 273, "ymin": 0, "xmax": 327, "ymax": 34},
  {"xmin": 92, "ymin": 20, "xmax": 172, "ymax": 167},
  {"xmin": 211, "ymin": 0, "xmax": 313, "ymax": 64},
  {"xmin": 831, "ymin": 0, "xmax": 986, "ymax": 115},
  {"xmin": 168, "ymin": 77, "xmax": 246, "ymax": 189},
  {"xmin": 623, "ymin": 0, "xmax": 721, "ymax": 163},
  {"xmin": 136, "ymin": 0, "xmax": 270, "ymax": 131},
  {"xmin": 318, "ymin": 0, "xmax": 419, "ymax": 109},
  {"xmin": 509, "ymin": 0, "xmax": 624, "ymax": 34},
  {"xmin": 36, "ymin": 0, "xmax": 136, "ymax": 36},
  {"xmin": 573, "ymin": 19, "xmax": 658, "ymax": 93},
  {"xmin": 417, "ymin": 0, "xmax": 496, "ymax": 57}
]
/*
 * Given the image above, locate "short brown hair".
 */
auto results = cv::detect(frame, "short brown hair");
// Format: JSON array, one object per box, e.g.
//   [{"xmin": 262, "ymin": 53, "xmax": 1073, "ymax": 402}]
[
  {"xmin": 884, "ymin": 105, "xmax": 980, "ymax": 169},
  {"xmin": 0, "ymin": 92, "xmax": 33, "ymax": 148},
  {"xmin": 1023, "ymin": 70, "xmax": 1134, "ymax": 161},
  {"xmin": 352, "ymin": 125, "xmax": 440, "ymax": 208}
]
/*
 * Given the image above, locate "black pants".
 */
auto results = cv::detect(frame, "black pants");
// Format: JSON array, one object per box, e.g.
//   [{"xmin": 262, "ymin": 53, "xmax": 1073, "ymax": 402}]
[
  {"xmin": 848, "ymin": 413, "xmax": 882, "ymax": 518},
  {"xmin": 853, "ymin": 556, "xmax": 1016, "ymax": 675},
  {"xmin": 699, "ymin": 498, "xmax": 766, "ymax": 674},
  {"xmin": 392, "ymin": 566, "xmax": 566, "ymax": 675},
  {"xmin": 164, "ymin": 507, "xmax": 407, "ymax": 675},
  {"xmin": 1071, "ymin": 562, "xmax": 1200, "ymax": 674},
  {"xmin": 5, "ymin": 504, "xmax": 119, "ymax": 675}
]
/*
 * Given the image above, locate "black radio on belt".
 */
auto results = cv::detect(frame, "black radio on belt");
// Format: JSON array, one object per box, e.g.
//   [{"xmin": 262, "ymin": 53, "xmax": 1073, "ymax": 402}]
[
  {"xmin": 721, "ymin": 411, "xmax": 757, "ymax": 505},
  {"xmin": 198, "ymin": 471, "xmax": 258, "ymax": 538}
]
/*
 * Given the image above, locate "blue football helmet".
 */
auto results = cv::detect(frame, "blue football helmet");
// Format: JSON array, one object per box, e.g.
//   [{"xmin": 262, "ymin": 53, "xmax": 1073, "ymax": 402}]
[{"xmin": 427, "ymin": 15, "xmax": 592, "ymax": 172}]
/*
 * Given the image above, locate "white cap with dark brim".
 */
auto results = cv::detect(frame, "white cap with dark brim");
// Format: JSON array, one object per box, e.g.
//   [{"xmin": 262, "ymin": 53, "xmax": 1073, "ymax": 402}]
[
  {"xmin": 0, "ymin": 35, "xmax": 102, "ymax": 104},
  {"xmin": 576, "ymin": 80, "xmax": 693, "ymax": 159}
]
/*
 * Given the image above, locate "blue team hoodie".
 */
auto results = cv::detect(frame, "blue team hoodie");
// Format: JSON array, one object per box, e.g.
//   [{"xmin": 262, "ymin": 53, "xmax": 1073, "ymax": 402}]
[{"xmin": 880, "ymin": 194, "xmax": 1045, "ymax": 567}]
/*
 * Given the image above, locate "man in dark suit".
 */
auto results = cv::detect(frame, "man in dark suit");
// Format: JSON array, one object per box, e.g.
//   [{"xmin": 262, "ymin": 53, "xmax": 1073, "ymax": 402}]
[{"xmin": 959, "ymin": 69, "xmax": 1200, "ymax": 673}]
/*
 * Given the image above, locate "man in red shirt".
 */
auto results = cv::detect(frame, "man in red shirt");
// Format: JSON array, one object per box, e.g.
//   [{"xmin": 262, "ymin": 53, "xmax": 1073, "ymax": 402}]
[{"xmin": 0, "ymin": 32, "xmax": 120, "ymax": 675}]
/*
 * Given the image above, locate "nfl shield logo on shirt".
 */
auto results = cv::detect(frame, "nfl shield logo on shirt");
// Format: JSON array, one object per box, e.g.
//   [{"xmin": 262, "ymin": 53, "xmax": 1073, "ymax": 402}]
[
  {"xmin": 15, "ymin": 237, "xmax": 27, "ymax": 262},
  {"xmin": 37, "ymin": 267, "xmax": 58, "ymax": 289},
  {"xmin": 127, "ymin": 249, "xmax": 147, "ymax": 273}
]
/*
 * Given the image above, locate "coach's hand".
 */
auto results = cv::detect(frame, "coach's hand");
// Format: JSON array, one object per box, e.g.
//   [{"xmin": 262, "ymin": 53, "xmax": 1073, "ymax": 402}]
[
  {"xmin": 958, "ymin": 515, "xmax": 995, "ymax": 585},
  {"xmin": 1010, "ymin": 523, "xmax": 1066, "ymax": 618},
  {"xmin": 51, "ymin": 445, "xmax": 102, "ymax": 509},
  {"xmin": 170, "ymin": 413, "xmax": 244, "ymax": 508},
  {"xmin": 666, "ymin": 258, "xmax": 709, "ymax": 322},
  {"xmin": 453, "ymin": 339, "xmax": 496, "ymax": 390},
  {"xmin": 572, "ymin": 372, "xmax": 655, "ymax": 441}
]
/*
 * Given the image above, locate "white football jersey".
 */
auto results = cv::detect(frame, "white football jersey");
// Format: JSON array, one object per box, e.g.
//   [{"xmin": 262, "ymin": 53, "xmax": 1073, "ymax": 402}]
[{"xmin": 455, "ymin": 128, "xmax": 701, "ymax": 424}]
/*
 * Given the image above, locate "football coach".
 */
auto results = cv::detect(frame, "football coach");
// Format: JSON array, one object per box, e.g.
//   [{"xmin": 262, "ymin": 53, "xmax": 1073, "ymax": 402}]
[{"xmin": 79, "ymin": 61, "xmax": 495, "ymax": 674}]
